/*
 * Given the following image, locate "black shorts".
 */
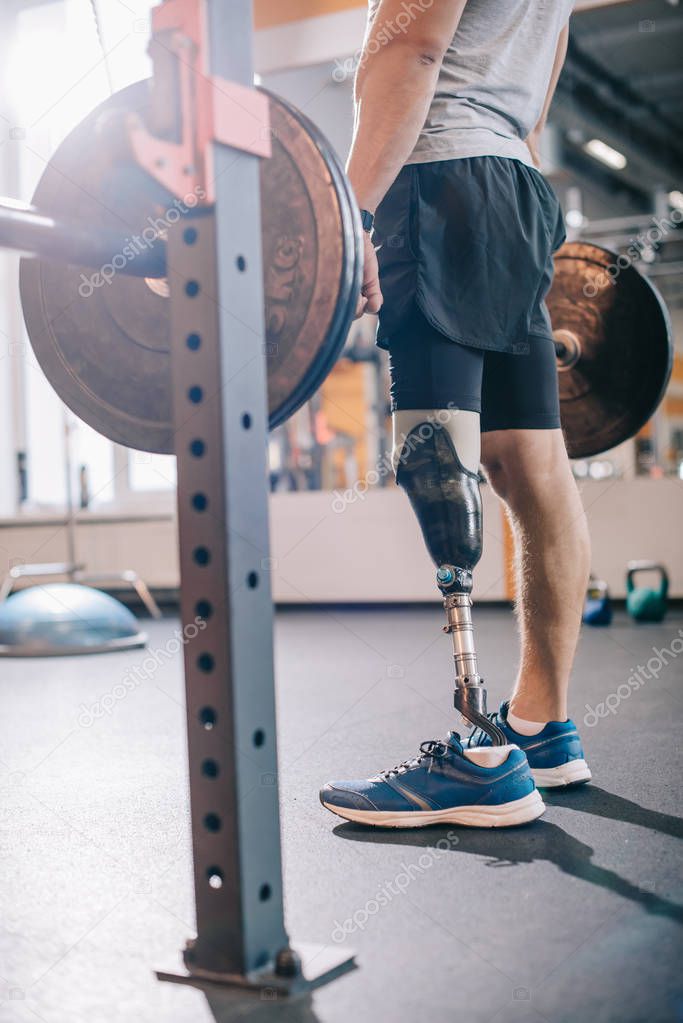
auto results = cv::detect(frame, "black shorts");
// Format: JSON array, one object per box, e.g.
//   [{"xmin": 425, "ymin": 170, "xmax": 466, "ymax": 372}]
[
  {"xmin": 374, "ymin": 155, "xmax": 566, "ymax": 427},
  {"xmin": 374, "ymin": 155, "xmax": 567, "ymax": 354},
  {"xmin": 388, "ymin": 304, "xmax": 561, "ymax": 431}
]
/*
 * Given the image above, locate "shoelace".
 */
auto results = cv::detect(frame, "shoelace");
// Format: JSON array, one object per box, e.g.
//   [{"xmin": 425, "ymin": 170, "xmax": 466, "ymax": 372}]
[
  {"xmin": 466, "ymin": 711, "xmax": 500, "ymax": 748},
  {"xmin": 380, "ymin": 738, "xmax": 456, "ymax": 779}
]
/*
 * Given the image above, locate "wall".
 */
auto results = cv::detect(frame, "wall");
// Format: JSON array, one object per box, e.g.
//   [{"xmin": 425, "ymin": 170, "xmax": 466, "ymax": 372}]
[{"xmin": 1, "ymin": 479, "xmax": 680, "ymax": 603}]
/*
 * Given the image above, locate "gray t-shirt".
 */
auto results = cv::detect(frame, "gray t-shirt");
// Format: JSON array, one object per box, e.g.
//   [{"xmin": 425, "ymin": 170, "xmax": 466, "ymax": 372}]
[{"xmin": 366, "ymin": 0, "xmax": 573, "ymax": 166}]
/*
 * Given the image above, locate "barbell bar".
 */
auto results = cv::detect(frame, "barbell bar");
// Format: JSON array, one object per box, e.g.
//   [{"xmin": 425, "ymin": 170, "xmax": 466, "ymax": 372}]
[
  {"xmin": 0, "ymin": 199, "xmax": 166, "ymax": 280},
  {"xmin": 1, "ymin": 81, "xmax": 673, "ymax": 460}
]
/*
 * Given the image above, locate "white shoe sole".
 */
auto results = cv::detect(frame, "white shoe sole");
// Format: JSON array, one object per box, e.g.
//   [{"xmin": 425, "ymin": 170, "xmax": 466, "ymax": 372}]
[
  {"xmin": 322, "ymin": 789, "xmax": 545, "ymax": 829},
  {"xmin": 531, "ymin": 759, "xmax": 592, "ymax": 788}
]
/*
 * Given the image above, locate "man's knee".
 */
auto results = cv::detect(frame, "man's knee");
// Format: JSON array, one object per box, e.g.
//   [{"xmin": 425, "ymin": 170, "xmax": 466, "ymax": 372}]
[{"xmin": 482, "ymin": 429, "xmax": 571, "ymax": 506}]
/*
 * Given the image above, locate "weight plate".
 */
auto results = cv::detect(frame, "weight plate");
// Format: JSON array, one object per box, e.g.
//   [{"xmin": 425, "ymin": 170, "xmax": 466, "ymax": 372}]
[
  {"xmin": 20, "ymin": 80, "xmax": 362, "ymax": 453},
  {"xmin": 548, "ymin": 241, "xmax": 673, "ymax": 459},
  {"xmin": 260, "ymin": 88, "xmax": 363, "ymax": 429},
  {"xmin": 263, "ymin": 92, "xmax": 363, "ymax": 428}
]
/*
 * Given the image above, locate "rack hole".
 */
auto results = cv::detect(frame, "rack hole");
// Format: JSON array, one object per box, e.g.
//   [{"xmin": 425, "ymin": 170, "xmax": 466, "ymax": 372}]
[
  {"xmin": 193, "ymin": 546, "xmax": 211, "ymax": 566},
  {"xmin": 192, "ymin": 492, "xmax": 208, "ymax": 512},
  {"xmin": 186, "ymin": 333, "xmax": 201, "ymax": 351},
  {"xmin": 197, "ymin": 652, "xmax": 215, "ymax": 673},
  {"xmin": 185, "ymin": 280, "xmax": 200, "ymax": 297},
  {"xmin": 204, "ymin": 813, "xmax": 221, "ymax": 832},
  {"xmin": 201, "ymin": 758, "xmax": 219, "ymax": 778},
  {"xmin": 253, "ymin": 728, "xmax": 265, "ymax": 748},
  {"xmin": 195, "ymin": 599, "xmax": 213, "ymax": 621},
  {"xmin": 188, "ymin": 385, "xmax": 203, "ymax": 404},
  {"xmin": 259, "ymin": 883, "xmax": 272, "ymax": 902},
  {"xmin": 241, "ymin": 412, "xmax": 252, "ymax": 430},
  {"xmin": 247, "ymin": 571, "xmax": 259, "ymax": 589},
  {"xmin": 199, "ymin": 707, "xmax": 217, "ymax": 729},
  {"xmin": 236, "ymin": 255, "xmax": 247, "ymax": 273},
  {"xmin": 184, "ymin": 227, "xmax": 198, "ymax": 246}
]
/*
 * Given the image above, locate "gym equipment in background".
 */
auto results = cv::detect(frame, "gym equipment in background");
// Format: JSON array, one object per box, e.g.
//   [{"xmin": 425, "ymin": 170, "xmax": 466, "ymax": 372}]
[
  {"xmin": 0, "ymin": 410, "xmax": 160, "ymax": 657},
  {"xmin": 583, "ymin": 577, "xmax": 613, "ymax": 626},
  {"xmin": 626, "ymin": 561, "xmax": 669, "ymax": 622},
  {"xmin": 0, "ymin": 583, "xmax": 146, "ymax": 656}
]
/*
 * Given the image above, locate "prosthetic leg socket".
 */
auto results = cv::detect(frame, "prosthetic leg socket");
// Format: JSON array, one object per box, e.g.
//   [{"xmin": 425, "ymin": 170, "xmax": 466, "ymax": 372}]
[{"xmin": 394, "ymin": 418, "xmax": 506, "ymax": 745}]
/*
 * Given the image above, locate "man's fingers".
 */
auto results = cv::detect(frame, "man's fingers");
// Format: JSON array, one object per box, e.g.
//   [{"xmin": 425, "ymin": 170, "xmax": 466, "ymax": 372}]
[
  {"xmin": 364, "ymin": 281, "xmax": 383, "ymax": 315},
  {"xmin": 354, "ymin": 233, "xmax": 382, "ymax": 317}
]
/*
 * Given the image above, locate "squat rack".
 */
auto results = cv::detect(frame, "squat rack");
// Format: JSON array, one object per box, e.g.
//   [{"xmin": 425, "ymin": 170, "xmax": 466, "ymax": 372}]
[
  {"xmin": 0, "ymin": 0, "xmax": 355, "ymax": 999},
  {"xmin": 141, "ymin": 0, "xmax": 355, "ymax": 995}
]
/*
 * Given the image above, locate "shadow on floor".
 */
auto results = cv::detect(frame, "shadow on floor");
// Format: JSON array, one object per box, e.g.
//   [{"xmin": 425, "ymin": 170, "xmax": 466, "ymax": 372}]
[
  {"xmin": 331, "ymin": 786, "xmax": 683, "ymax": 926},
  {"xmin": 169, "ymin": 787, "xmax": 683, "ymax": 1022},
  {"xmin": 544, "ymin": 784, "xmax": 683, "ymax": 840},
  {"xmin": 203, "ymin": 991, "xmax": 323, "ymax": 1023},
  {"xmin": 158, "ymin": 986, "xmax": 325, "ymax": 1023}
]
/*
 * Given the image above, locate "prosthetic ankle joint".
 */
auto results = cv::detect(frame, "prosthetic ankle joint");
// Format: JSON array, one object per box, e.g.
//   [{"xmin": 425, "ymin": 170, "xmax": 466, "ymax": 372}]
[{"xmin": 395, "ymin": 422, "xmax": 506, "ymax": 745}]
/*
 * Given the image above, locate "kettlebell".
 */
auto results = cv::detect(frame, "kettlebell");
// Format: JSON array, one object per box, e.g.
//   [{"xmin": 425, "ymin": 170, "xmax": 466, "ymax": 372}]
[
  {"xmin": 583, "ymin": 577, "xmax": 612, "ymax": 626},
  {"xmin": 626, "ymin": 561, "xmax": 669, "ymax": 623}
]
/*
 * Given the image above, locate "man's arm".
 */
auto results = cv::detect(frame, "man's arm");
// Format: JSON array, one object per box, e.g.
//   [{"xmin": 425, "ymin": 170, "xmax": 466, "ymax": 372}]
[
  {"xmin": 347, "ymin": 0, "xmax": 468, "ymax": 214},
  {"xmin": 526, "ymin": 22, "xmax": 569, "ymax": 168},
  {"xmin": 347, "ymin": 0, "xmax": 467, "ymax": 315}
]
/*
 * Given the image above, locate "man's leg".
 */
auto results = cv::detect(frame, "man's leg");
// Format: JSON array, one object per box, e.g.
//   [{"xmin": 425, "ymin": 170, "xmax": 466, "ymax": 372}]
[
  {"xmin": 459, "ymin": 339, "xmax": 592, "ymax": 787},
  {"xmin": 393, "ymin": 408, "xmax": 505, "ymax": 744},
  {"xmin": 481, "ymin": 428, "xmax": 591, "ymax": 724},
  {"xmin": 387, "ymin": 308, "xmax": 504, "ymax": 742},
  {"xmin": 319, "ymin": 309, "xmax": 545, "ymax": 826}
]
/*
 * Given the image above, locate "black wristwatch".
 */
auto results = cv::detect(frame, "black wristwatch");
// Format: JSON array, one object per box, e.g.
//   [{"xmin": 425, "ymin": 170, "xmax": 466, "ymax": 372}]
[{"xmin": 360, "ymin": 208, "xmax": 375, "ymax": 234}]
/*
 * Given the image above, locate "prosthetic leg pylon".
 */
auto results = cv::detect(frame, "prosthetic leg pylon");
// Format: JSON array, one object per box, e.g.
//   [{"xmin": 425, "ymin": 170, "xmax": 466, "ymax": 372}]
[{"xmin": 395, "ymin": 420, "xmax": 506, "ymax": 746}]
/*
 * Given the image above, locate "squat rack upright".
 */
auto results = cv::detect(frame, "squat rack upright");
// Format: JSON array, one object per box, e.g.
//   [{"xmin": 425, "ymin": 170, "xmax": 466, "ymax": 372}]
[
  {"xmin": 0, "ymin": 0, "xmax": 356, "ymax": 998},
  {"xmin": 144, "ymin": 0, "xmax": 355, "ymax": 996}
]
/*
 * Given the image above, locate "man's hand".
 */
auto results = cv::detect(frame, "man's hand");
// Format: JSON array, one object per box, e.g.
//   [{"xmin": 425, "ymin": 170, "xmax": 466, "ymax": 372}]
[{"xmin": 355, "ymin": 232, "xmax": 383, "ymax": 318}]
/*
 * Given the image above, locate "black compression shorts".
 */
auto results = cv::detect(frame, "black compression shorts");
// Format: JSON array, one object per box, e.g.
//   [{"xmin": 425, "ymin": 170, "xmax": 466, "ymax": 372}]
[{"xmin": 388, "ymin": 304, "xmax": 561, "ymax": 431}]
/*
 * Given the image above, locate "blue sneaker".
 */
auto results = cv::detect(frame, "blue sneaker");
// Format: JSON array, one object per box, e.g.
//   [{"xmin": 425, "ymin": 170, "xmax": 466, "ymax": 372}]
[
  {"xmin": 320, "ymin": 732, "xmax": 544, "ymax": 828},
  {"xmin": 464, "ymin": 702, "xmax": 592, "ymax": 788}
]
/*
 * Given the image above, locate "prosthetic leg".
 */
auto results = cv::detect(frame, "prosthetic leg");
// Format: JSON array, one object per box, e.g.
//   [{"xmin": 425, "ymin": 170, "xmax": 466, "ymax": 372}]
[{"xmin": 394, "ymin": 413, "xmax": 506, "ymax": 745}]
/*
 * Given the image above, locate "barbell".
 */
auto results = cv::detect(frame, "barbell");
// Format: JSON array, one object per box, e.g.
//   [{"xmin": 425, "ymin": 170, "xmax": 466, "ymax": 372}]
[
  {"xmin": 2, "ymin": 79, "xmax": 673, "ymax": 459},
  {"xmin": 548, "ymin": 241, "xmax": 672, "ymax": 458},
  {"xmin": 15, "ymin": 81, "xmax": 363, "ymax": 453}
]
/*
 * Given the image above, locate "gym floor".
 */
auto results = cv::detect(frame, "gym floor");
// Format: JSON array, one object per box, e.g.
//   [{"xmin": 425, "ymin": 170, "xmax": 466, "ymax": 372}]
[{"xmin": 2, "ymin": 605, "xmax": 682, "ymax": 1023}]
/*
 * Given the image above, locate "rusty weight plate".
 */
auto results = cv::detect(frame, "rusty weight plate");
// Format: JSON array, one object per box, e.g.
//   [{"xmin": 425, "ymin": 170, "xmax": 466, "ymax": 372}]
[
  {"xmin": 547, "ymin": 241, "xmax": 673, "ymax": 459},
  {"xmin": 20, "ymin": 80, "xmax": 362, "ymax": 453}
]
